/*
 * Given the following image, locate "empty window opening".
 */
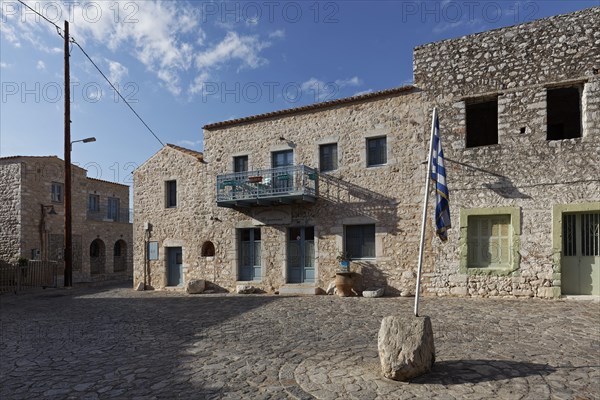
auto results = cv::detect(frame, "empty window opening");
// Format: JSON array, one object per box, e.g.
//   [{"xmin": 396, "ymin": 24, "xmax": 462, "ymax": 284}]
[
  {"xmin": 466, "ymin": 98, "xmax": 498, "ymax": 148},
  {"xmin": 547, "ymin": 86, "xmax": 582, "ymax": 140},
  {"xmin": 319, "ymin": 143, "xmax": 338, "ymax": 172},
  {"xmin": 166, "ymin": 180, "xmax": 177, "ymax": 208},
  {"xmin": 201, "ymin": 241, "xmax": 216, "ymax": 257},
  {"xmin": 366, "ymin": 137, "xmax": 387, "ymax": 167},
  {"xmin": 234, "ymin": 155, "xmax": 248, "ymax": 173}
]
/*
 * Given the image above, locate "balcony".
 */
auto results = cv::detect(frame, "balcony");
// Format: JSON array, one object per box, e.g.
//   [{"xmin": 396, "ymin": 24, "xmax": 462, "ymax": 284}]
[
  {"xmin": 87, "ymin": 207, "xmax": 132, "ymax": 223},
  {"xmin": 216, "ymin": 165, "xmax": 318, "ymax": 208}
]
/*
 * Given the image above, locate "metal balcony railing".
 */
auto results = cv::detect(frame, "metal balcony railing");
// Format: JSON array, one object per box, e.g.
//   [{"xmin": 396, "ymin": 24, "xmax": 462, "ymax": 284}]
[
  {"xmin": 87, "ymin": 207, "xmax": 132, "ymax": 223},
  {"xmin": 216, "ymin": 165, "xmax": 319, "ymax": 207}
]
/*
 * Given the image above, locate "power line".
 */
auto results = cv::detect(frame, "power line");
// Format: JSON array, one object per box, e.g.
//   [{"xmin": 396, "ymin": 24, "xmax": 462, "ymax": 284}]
[
  {"xmin": 16, "ymin": 0, "xmax": 61, "ymax": 33},
  {"xmin": 15, "ymin": 0, "xmax": 165, "ymax": 147},
  {"xmin": 72, "ymin": 40, "xmax": 165, "ymax": 146}
]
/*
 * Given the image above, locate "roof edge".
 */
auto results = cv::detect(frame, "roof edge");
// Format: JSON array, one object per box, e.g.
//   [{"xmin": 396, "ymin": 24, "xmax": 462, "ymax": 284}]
[
  {"xmin": 86, "ymin": 176, "xmax": 130, "ymax": 187},
  {"xmin": 413, "ymin": 7, "xmax": 598, "ymax": 51},
  {"xmin": 203, "ymin": 85, "xmax": 416, "ymax": 130},
  {"xmin": 165, "ymin": 143, "xmax": 204, "ymax": 161}
]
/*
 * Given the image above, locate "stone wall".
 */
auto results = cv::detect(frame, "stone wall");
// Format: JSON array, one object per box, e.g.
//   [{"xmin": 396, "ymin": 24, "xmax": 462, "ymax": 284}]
[
  {"xmin": 133, "ymin": 8, "xmax": 599, "ymax": 297},
  {"xmin": 0, "ymin": 161, "xmax": 22, "ymax": 263},
  {"xmin": 200, "ymin": 91, "xmax": 430, "ymax": 294},
  {"xmin": 133, "ymin": 146, "xmax": 210, "ymax": 289},
  {"xmin": 1, "ymin": 156, "xmax": 133, "ymax": 282},
  {"xmin": 414, "ymin": 8, "xmax": 600, "ymax": 98},
  {"xmin": 413, "ymin": 7, "xmax": 600, "ymax": 298}
]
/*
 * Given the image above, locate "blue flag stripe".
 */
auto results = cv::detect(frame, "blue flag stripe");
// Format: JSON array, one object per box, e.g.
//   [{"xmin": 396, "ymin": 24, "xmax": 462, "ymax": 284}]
[{"xmin": 430, "ymin": 112, "xmax": 451, "ymax": 241}]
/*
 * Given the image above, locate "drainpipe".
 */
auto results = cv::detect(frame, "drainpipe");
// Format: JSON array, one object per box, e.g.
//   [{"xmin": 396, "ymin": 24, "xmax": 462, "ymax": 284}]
[{"xmin": 143, "ymin": 222, "xmax": 152, "ymax": 290}]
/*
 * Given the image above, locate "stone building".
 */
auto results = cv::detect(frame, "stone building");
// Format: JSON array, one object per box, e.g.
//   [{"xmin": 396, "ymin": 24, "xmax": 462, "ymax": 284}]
[
  {"xmin": 0, "ymin": 156, "xmax": 133, "ymax": 283},
  {"xmin": 133, "ymin": 8, "xmax": 600, "ymax": 297}
]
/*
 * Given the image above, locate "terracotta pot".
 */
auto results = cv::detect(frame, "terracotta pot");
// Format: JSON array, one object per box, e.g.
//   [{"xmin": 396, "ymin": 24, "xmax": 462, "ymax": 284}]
[
  {"xmin": 248, "ymin": 176, "xmax": 262, "ymax": 183},
  {"xmin": 335, "ymin": 273, "xmax": 354, "ymax": 297}
]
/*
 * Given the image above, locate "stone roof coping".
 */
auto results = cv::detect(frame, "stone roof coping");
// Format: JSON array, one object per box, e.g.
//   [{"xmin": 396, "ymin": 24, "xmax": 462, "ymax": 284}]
[
  {"xmin": 86, "ymin": 177, "xmax": 130, "ymax": 187},
  {"xmin": 413, "ymin": 7, "xmax": 597, "ymax": 51},
  {"xmin": 203, "ymin": 85, "xmax": 416, "ymax": 130},
  {"xmin": 165, "ymin": 143, "xmax": 204, "ymax": 161}
]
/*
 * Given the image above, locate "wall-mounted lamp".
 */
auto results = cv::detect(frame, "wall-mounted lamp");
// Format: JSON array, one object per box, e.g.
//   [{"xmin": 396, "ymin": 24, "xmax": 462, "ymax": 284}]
[{"xmin": 41, "ymin": 204, "xmax": 57, "ymax": 215}]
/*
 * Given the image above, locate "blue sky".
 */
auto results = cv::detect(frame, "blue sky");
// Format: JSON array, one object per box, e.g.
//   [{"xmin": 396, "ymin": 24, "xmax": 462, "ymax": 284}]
[{"xmin": 1, "ymin": 0, "xmax": 598, "ymax": 186}]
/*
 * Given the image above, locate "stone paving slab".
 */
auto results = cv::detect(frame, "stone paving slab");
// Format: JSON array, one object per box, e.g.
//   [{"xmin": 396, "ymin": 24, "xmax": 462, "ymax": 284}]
[{"xmin": 1, "ymin": 283, "xmax": 599, "ymax": 399}]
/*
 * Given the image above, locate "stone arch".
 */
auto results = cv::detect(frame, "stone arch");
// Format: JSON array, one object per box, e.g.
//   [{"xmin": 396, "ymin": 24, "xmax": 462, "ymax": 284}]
[
  {"xmin": 113, "ymin": 240, "xmax": 127, "ymax": 272},
  {"xmin": 90, "ymin": 239, "xmax": 106, "ymax": 275},
  {"xmin": 201, "ymin": 241, "xmax": 215, "ymax": 257}
]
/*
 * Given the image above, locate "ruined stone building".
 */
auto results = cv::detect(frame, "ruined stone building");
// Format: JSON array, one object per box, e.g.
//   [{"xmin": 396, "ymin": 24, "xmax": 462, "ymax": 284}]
[
  {"xmin": 0, "ymin": 156, "xmax": 133, "ymax": 283},
  {"xmin": 133, "ymin": 8, "xmax": 600, "ymax": 297}
]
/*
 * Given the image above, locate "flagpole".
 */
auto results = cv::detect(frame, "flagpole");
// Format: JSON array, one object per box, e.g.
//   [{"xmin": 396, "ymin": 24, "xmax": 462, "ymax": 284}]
[{"xmin": 414, "ymin": 107, "xmax": 438, "ymax": 317}]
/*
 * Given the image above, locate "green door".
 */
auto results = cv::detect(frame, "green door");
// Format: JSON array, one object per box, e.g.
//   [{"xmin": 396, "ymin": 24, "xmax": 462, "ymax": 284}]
[
  {"xmin": 287, "ymin": 227, "xmax": 315, "ymax": 284},
  {"xmin": 167, "ymin": 247, "xmax": 183, "ymax": 287},
  {"xmin": 562, "ymin": 213, "xmax": 600, "ymax": 295},
  {"xmin": 239, "ymin": 228, "xmax": 261, "ymax": 281}
]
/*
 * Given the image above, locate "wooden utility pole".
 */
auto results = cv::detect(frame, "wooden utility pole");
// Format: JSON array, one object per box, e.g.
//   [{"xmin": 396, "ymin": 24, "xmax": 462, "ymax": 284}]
[{"xmin": 64, "ymin": 20, "xmax": 72, "ymax": 287}]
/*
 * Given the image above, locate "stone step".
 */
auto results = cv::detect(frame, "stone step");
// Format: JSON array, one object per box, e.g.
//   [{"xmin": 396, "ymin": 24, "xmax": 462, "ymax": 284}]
[{"xmin": 278, "ymin": 285, "xmax": 319, "ymax": 295}]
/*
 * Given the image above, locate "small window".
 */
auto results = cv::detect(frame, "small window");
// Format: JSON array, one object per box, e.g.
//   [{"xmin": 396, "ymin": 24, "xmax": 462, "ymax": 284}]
[
  {"xmin": 547, "ymin": 86, "xmax": 582, "ymax": 140},
  {"xmin": 466, "ymin": 98, "xmax": 498, "ymax": 148},
  {"xmin": 272, "ymin": 150, "xmax": 293, "ymax": 168},
  {"xmin": 51, "ymin": 182, "xmax": 63, "ymax": 203},
  {"xmin": 467, "ymin": 215, "xmax": 512, "ymax": 268},
  {"xmin": 319, "ymin": 143, "xmax": 338, "ymax": 172},
  {"xmin": 201, "ymin": 241, "xmax": 216, "ymax": 257},
  {"xmin": 366, "ymin": 137, "xmax": 387, "ymax": 167},
  {"xmin": 107, "ymin": 197, "xmax": 120, "ymax": 221},
  {"xmin": 234, "ymin": 156, "xmax": 248, "ymax": 173},
  {"xmin": 88, "ymin": 194, "xmax": 100, "ymax": 212},
  {"xmin": 345, "ymin": 224, "xmax": 375, "ymax": 259},
  {"xmin": 166, "ymin": 180, "xmax": 177, "ymax": 208}
]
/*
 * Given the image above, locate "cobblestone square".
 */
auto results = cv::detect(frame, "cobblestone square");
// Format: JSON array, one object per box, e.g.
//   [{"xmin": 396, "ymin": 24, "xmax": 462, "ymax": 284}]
[{"xmin": 1, "ymin": 284, "xmax": 599, "ymax": 399}]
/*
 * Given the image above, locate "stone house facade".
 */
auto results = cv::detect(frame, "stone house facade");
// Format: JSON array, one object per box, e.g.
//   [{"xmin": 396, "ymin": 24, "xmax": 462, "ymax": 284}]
[
  {"xmin": 0, "ymin": 156, "xmax": 133, "ymax": 283},
  {"xmin": 133, "ymin": 8, "xmax": 599, "ymax": 297}
]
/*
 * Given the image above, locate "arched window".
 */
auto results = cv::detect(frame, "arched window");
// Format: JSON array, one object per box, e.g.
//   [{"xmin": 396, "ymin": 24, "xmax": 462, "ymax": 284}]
[
  {"xmin": 114, "ymin": 241, "xmax": 122, "ymax": 256},
  {"xmin": 201, "ymin": 241, "xmax": 215, "ymax": 257},
  {"xmin": 90, "ymin": 240, "xmax": 100, "ymax": 257},
  {"xmin": 89, "ymin": 239, "xmax": 106, "ymax": 275},
  {"xmin": 113, "ymin": 240, "xmax": 127, "ymax": 272}
]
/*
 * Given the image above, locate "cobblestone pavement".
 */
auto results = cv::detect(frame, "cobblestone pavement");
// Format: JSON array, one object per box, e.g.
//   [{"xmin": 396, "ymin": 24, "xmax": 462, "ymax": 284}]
[{"xmin": 1, "ymin": 283, "xmax": 599, "ymax": 399}]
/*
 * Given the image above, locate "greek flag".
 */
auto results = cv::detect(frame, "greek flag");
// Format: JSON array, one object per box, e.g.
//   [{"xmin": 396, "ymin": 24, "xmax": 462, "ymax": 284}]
[{"xmin": 431, "ymin": 112, "xmax": 451, "ymax": 241}]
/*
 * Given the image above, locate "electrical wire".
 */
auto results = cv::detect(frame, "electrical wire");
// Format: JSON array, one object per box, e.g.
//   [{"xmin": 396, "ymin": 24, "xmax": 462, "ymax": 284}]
[
  {"xmin": 72, "ymin": 40, "xmax": 165, "ymax": 146},
  {"xmin": 15, "ymin": 0, "xmax": 165, "ymax": 147},
  {"xmin": 16, "ymin": 0, "xmax": 62, "ymax": 33}
]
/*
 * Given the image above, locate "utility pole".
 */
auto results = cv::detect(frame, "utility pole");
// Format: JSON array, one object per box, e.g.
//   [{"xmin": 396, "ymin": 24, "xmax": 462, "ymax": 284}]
[{"xmin": 64, "ymin": 20, "xmax": 72, "ymax": 287}]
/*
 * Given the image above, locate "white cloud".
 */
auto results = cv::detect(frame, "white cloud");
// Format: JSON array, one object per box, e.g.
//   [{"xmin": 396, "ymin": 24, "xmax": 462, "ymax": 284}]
[
  {"xmin": 36, "ymin": 60, "xmax": 46, "ymax": 70},
  {"xmin": 2, "ymin": 1, "xmax": 277, "ymax": 99},
  {"xmin": 268, "ymin": 29, "xmax": 285, "ymax": 39},
  {"xmin": 0, "ymin": 23, "xmax": 21, "ymax": 47},
  {"xmin": 106, "ymin": 59, "xmax": 128, "ymax": 84},
  {"xmin": 176, "ymin": 139, "xmax": 202, "ymax": 149},
  {"xmin": 195, "ymin": 31, "xmax": 270, "ymax": 70},
  {"xmin": 188, "ymin": 72, "xmax": 211, "ymax": 96},
  {"xmin": 354, "ymin": 89, "xmax": 374, "ymax": 96},
  {"xmin": 0, "ymin": 62, "xmax": 10, "ymax": 69},
  {"xmin": 301, "ymin": 76, "xmax": 363, "ymax": 101}
]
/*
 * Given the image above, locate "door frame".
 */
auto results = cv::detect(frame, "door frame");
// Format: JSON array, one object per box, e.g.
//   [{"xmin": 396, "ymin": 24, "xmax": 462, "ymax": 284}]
[
  {"xmin": 286, "ymin": 226, "xmax": 316, "ymax": 284},
  {"xmin": 166, "ymin": 246, "xmax": 183, "ymax": 287},
  {"xmin": 553, "ymin": 202, "xmax": 600, "ymax": 297},
  {"xmin": 237, "ymin": 228, "xmax": 262, "ymax": 282}
]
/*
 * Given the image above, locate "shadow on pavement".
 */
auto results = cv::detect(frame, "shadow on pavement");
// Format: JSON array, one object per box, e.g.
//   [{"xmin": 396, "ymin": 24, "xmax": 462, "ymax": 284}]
[
  {"xmin": 412, "ymin": 359, "xmax": 556, "ymax": 384},
  {"xmin": 0, "ymin": 290, "xmax": 281, "ymax": 398}
]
